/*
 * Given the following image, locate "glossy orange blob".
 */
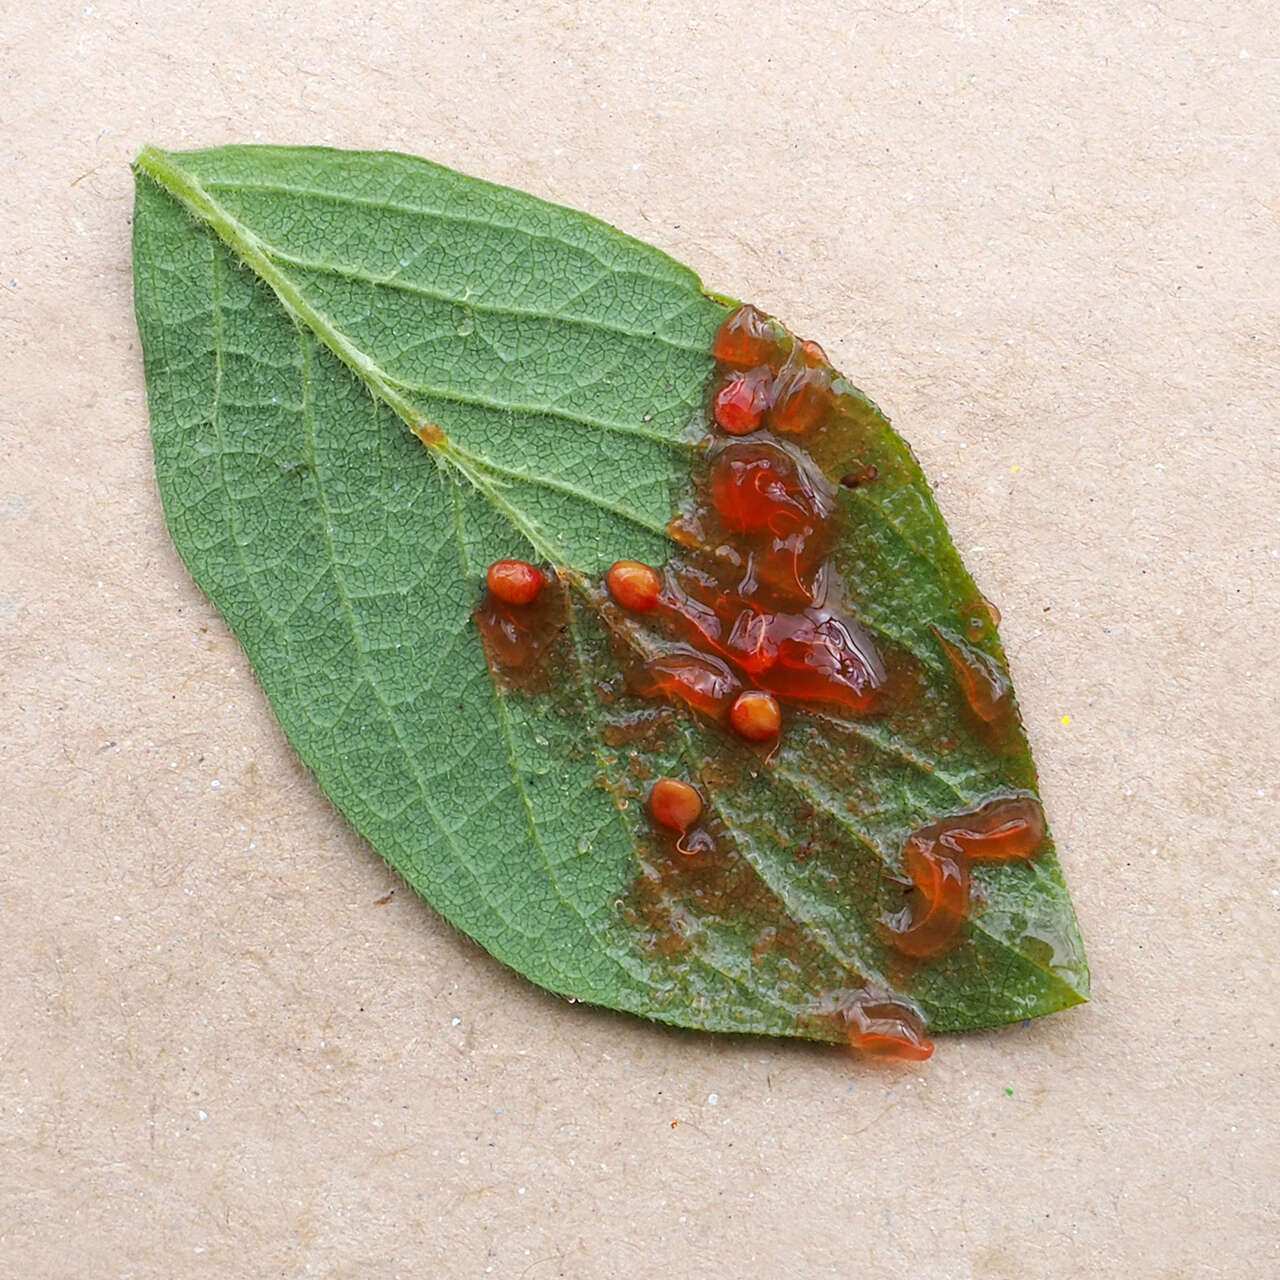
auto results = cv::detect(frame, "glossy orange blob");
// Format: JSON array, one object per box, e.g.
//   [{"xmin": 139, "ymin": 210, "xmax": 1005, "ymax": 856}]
[
  {"xmin": 729, "ymin": 690, "xmax": 782, "ymax": 741},
  {"xmin": 882, "ymin": 796, "xmax": 1048, "ymax": 959},
  {"xmin": 713, "ymin": 368, "xmax": 774, "ymax": 435},
  {"xmin": 712, "ymin": 304, "xmax": 779, "ymax": 369},
  {"xmin": 845, "ymin": 995, "xmax": 935, "ymax": 1061},
  {"xmin": 768, "ymin": 353, "xmax": 833, "ymax": 435},
  {"xmin": 885, "ymin": 850, "xmax": 971, "ymax": 959},
  {"xmin": 904, "ymin": 836, "xmax": 969, "ymax": 918},
  {"xmin": 725, "ymin": 608, "xmax": 884, "ymax": 712},
  {"xmin": 709, "ymin": 441, "xmax": 835, "ymax": 542},
  {"xmin": 799, "ymin": 338, "xmax": 829, "ymax": 366},
  {"xmin": 636, "ymin": 650, "xmax": 741, "ymax": 719},
  {"xmin": 640, "ymin": 563, "xmax": 883, "ymax": 714},
  {"xmin": 947, "ymin": 795, "xmax": 1047, "ymax": 863},
  {"xmin": 606, "ymin": 560, "xmax": 663, "ymax": 612},
  {"xmin": 933, "ymin": 626, "xmax": 1014, "ymax": 727},
  {"xmin": 649, "ymin": 777, "xmax": 703, "ymax": 833},
  {"xmin": 486, "ymin": 559, "xmax": 544, "ymax": 607}
]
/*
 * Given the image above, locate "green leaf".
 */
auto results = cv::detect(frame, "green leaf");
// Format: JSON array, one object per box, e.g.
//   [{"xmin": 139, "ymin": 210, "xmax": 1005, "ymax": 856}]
[{"xmin": 132, "ymin": 144, "xmax": 1087, "ymax": 1047}]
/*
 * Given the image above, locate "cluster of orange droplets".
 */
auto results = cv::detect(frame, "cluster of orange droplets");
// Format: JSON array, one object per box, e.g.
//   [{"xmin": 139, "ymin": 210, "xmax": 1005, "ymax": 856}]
[
  {"xmin": 472, "ymin": 308, "xmax": 1044, "ymax": 1065},
  {"xmin": 592, "ymin": 304, "xmax": 888, "ymax": 853}
]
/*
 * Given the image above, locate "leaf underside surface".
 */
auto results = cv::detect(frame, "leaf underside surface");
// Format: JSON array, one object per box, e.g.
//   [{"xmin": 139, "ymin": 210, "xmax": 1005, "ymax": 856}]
[{"xmin": 132, "ymin": 145, "xmax": 1087, "ymax": 1043}]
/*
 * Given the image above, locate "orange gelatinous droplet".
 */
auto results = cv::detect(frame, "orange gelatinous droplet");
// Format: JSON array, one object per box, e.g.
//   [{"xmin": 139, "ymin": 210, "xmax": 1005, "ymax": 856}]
[
  {"xmin": 648, "ymin": 777, "xmax": 703, "ymax": 833},
  {"xmin": 844, "ymin": 994, "xmax": 934, "ymax": 1061},
  {"xmin": 486, "ymin": 559, "xmax": 545, "ymax": 607},
  {"xmin": 727, "ymin": 608, "xmax": 884, "ymax": 712},
  {"xmin": 881, "ymin": 860, "xmax": 972, "ymax": 958},
  {"xmin": 799, "ymin": 338, "xmax": 829, "ymax": 367},
  {"xmin": 881, "ymin": 796, "xmax": 1048, "ymax": 959},
  {"xmin": 635, "ymin": 649, "xmax": 741, "ymax": 719},
  {"xmin": 932, "ymin": 626, "xmax": 1014, "ymax": 726},
  {"xmin": 712, "ymin": 304, "xmax": 779, "ymax": 369},
  {"xmin": 709, "ymin": 441, "xmax": 836, "ymax": 542},
  {"xmin": 729, "ymin": 690, "xmax": 781, "ymax": 741},
  {"xmin": 713, "ymin": 368, "xmax": 774, "ymax": 435},
  {"xmin": 606, "ymin": 560, "xmax": 663, "ymax": 612},
  {"xmin": 946, "ymin": 795, "xmax": 1046, "ymax": 863},
  {"xmin": 645, "ymin": 567, "xmax": 731, "ymax": 655},
  {"xmin": 903, "ymin": 833, "xmax": 969, "ymax": 917},
  {"xmin": 768, "ymin": 352, "xmax": 833, "ymax": 435}
]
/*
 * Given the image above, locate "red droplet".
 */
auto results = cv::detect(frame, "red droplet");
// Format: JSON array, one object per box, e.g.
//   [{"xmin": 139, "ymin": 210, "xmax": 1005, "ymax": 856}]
[
  {"xmin": 885, "ymin": 837, "xmax": 972, "ymax": 958},
  {"xmin": 881, "ymin": 796, "xmax": 1047, "ymax": 958},
  {"xmin": 486, "ymin": 559, "xmax": 544, "ymax": 606},
  {"xmin": 649, "ymin": 777, "xmax": 703, "ymax": 833},
  {"xmin": 904, "ymin": 833, "xmax": 970, "ymax": 917},
  {"xmin": 768, "ymin": 351, "xmax": 834, "ymax": 435},
  {"xmin": 606, "ymin": 560, "xmax": 662, "ymax": 612},
  {"xmin": 933, "ymin": 626, "xmax": 1014, "ymax": 727},
  {"xmin": 844, "ymin": 994, "xmax": 934, "ymax": 1061},
  {"xmin": 643, "ymin": 566, "xmax": 730, "ymax": 655},
  {"xmin": 713, "ymin": 368, "xmax": 774, "ymax": 435},
  {"xmin": 634, "ymin": 649, "xmax": 741, "ymax": 720},
  {"xmin": 712, "ymin": 304, "xmax": 779, "ymax": 369},
  {"xmin": 799, "ymin": 338, "xmax": 829, "ymax": 366},
  {"xmin": 945, "ymin": 795, "xmax": 1046, "ymax": 863},
  {"xmin": 725, "ymin": 608, "xmax": 885, "ymax": 712},
  {"xmin": 709, "ymin": 441, "xmax": 836, "ymax": 543},
  {"xmin": 729, "ymin": 690, "xmax": 781, "ymax": 741}
]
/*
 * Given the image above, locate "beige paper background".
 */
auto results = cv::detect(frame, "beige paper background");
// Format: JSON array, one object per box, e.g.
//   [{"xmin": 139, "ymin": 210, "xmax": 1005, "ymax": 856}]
[{"xmin": 2, "ymin": 2, "xmax": 1276, "ymax": 1276}]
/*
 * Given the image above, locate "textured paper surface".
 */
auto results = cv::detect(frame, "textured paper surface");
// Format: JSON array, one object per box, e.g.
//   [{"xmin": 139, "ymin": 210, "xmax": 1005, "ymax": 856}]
[{"xmin": 2, "ymin": 3, "xmax": 1276, "ymax": 1276}]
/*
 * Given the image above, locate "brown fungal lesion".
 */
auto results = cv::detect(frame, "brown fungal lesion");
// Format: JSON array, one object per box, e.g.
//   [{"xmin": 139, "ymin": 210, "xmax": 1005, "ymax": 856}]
[
  {"xmin": 410, "ymin": 420, "xmax": 446, "ymax": 448},
  {"xmin": 466, "ymin": 302, "xmax": 1052, "ymax": 1060},
  {"xmin": 473, "ymin": 563, "xmax": 571, "ymax": 694}
]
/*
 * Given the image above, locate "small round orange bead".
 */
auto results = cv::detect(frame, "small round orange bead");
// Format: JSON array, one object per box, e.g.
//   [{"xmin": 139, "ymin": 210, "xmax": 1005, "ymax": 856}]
[
  {"xmin": 729, "ymin": 690, "xmax": 782, "ymax": 741},
  {"xmin": 648, "ymin": 778, "xmax": 703, "ymax": 833},
  {"xmin": 605, "ymin": 560, "xmax": 662, "ymax": 612},
  {"xmin": 486, "ymin": 559, "xmax": 545, "ymax": 606}
]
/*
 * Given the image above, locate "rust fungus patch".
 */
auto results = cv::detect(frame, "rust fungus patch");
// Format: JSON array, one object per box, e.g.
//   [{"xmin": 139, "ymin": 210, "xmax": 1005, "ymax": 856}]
[
  {"xmin": 468, "ymin": 302, "xmax": 1055, "ymax": 1059},
  {"xmin": 410, "ymin": 420, "xmax": 445, "ymax": 447}
]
